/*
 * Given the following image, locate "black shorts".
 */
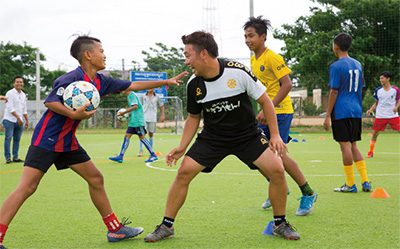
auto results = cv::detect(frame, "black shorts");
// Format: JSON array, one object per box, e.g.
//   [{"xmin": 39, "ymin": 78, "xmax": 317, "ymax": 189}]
[
  {"xmin": 24, "ymin": 145, "xmax": 91, "ymax": 173},
  {"xmin": 185, "ymin": 131, "xmax": 269, "ymax": 173},
  {"xmin": 332, "ymin": 118, "xmax": 362, "ymax": 143},
  {"xmin": 126, "ymin": 126, "xmax": 147, "ymax": 136}
]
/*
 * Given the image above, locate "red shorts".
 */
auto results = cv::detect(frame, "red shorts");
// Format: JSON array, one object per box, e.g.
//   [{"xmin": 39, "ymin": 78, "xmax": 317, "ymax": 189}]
[{"xmin": 372, "ymin": 117, "xmax": 400, "ymax": 131}]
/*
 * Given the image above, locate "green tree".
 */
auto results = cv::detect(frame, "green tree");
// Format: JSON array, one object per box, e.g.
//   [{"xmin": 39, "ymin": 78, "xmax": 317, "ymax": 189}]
[
  {"xmin": 0, "ymin": 41, "xmax": 66, "ymax": 99},
  {"xmin": 275, "ymin": 0, "xmax": 399, "ymax": 95},
  {"xmin": 141, "ymin": 43, "xmax": 192, "ymax": 103}
]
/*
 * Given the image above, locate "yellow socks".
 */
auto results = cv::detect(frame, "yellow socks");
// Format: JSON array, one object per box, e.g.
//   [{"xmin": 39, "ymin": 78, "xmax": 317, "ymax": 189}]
[
  {"xmin": 355, "ymin": 160, "xmax": 369, "ymax": 183},
  {"xmin": 343, "ymin": 165, "xmax": 355, "ymax": 187}
]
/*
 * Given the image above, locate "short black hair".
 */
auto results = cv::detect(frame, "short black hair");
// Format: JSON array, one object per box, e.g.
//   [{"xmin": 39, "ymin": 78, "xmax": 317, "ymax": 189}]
[
  {"xmin": 13, "ymin": 76, "xmax": 23, "ymax": 82},
  {"xmin": 380, "ymin": 71, "xmax": 392, "ymax": 79},
  {"xmin": 243, "ymin": 15, "xmax": 271, "ymax": 41},
  {"xmin": 333, "ymin": 33, "xmax": 352, "ymax": 52},
  {"xmin": 70, "ymin": 35, "xmax": 101, "ymax": 62},
  {"xmin": 181, "ymin": 31, "xmax": 219, "ymax": 58}
]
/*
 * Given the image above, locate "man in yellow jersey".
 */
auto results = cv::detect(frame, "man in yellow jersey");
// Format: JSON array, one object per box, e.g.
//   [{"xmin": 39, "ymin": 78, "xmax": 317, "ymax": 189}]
[{"xmin": 244, "ymin": 16, "xmax": 317, "ymax": 216}]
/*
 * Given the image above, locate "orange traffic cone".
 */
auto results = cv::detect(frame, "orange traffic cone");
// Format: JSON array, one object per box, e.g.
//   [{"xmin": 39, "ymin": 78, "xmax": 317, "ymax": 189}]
[
  {"xmin": 367, "ymin": 133, "xmax": 372, "ymax": 136},
  {"xmin": 319, "ymin": 136, "xmax": 324, "ymax": 140},
  {"xmin": 370, "ymin": 188, "xmax": 390, "ymax": 198},
  {"xmin": 155, "ymin": 151, "xmax": 162, "ymax": 157}
]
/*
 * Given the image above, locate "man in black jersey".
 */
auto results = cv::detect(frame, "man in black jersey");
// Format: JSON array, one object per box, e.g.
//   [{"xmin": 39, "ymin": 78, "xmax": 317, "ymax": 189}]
[{"xmin": 144, "ymin": 31, "xmax": 300, "ymax": 242}]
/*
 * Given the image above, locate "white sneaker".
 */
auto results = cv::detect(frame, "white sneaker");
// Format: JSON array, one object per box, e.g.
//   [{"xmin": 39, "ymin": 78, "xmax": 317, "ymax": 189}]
[{"xmin": 138, "ymin": 150, "xmax": 143, "ymax": 157}]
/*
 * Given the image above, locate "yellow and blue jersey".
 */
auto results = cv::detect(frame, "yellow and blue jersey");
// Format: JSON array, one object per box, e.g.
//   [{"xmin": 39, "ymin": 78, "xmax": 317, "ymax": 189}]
[{"xmin": 250, "ymin": 47, "xmax": 293, "ymax": 114}]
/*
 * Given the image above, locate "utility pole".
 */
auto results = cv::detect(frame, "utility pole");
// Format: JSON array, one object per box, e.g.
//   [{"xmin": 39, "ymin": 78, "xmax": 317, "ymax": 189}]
[
  {"xmin": 36, "ymin": 50, "xmax": 41, "ymax": 125},
  {"xmin": 122, "ymin": 58, "xmax": 125, "ymax": 80}
]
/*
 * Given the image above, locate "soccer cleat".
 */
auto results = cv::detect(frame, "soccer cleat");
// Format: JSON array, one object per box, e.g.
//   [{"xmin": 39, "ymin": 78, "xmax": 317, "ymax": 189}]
[
  {"xmin": 109, "ymin": 155, "xmax": 123, "ymax": 163},
  {"xmin": 261, "ymin": 188, "xmax": 289, "ymax": 209},
  {"xmin": 261, "ymin": 198, "xmax": 272, "ymax": 209},
  {"xmin": 107, "ymin": 217, "xmax": 144, "ymax": 242},
  {"xmin": 144, "ymin": 224, "xmax": 174, "ymax": 242},
  {"xmin": 145, "ymin": 153, "xmax": 158, "ymax": 163},
  {"xmin": 273, "ymin": 222, "xmax": 300, "ymax": 240},
  {"xmin": 334, "ymin": 183, "xmax": 357, "ymax": 193},
  {"xmin": 0, "ymin": 244, "xmax": 7, "ymax": 249},
  {"xmin": 366, "ymin": 151, "xmax": 373, "ymax": 158},
  {"xmin": 362, "ymin": 181, "xmax": 372, "ymax": 192},
  {"xmin": 296, "ymin": 191, "xmax": 318, "ymax": 216},
  {"xmin": 138, "ymin": 150, "xmax": 143, "ymax": 157}
]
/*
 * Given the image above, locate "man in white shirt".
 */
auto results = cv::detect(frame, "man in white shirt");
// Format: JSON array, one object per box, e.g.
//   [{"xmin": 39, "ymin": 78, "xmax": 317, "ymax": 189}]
[
  {"xmin": 2, "ymin": 76, "xmax": 29, "ymax": 163},
  {"xmin": 138, "ymin": 89, "xmax": 164, "ymax": 156}
]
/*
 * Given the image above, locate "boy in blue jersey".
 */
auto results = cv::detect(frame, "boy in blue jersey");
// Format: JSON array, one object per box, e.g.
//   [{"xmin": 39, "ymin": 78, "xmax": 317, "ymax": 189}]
[
  {"xmin": 323, "ymin": 33, "xmax": 371, "ymax": 193},
  {"xmin": 0, "ymin": 35, "xmax": 187, "ymax": 249},
  {"xmin": 109, "ymin": 90, "xmax": 158, "ymax": 163}
]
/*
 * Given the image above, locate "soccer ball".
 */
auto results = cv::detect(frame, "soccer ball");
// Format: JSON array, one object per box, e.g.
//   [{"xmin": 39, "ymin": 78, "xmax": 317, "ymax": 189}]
[
  {"xmin": 63, "ymin": 81, "xmax": 100, "ymax": 111},
  {"xmin": 117, "ymin": 108, "xmax": 130, "ymax": 122}
]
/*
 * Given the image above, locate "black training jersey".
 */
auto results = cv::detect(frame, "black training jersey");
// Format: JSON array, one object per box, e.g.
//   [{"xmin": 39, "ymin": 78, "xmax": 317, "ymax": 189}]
[{"xmin": 186, "ymin": 59, "xmax": 266, "ymax": 140}]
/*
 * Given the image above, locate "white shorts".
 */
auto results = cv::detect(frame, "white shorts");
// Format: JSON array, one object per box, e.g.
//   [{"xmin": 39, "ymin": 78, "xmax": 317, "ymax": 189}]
[{"xmin": 145, "ymin": 122, "xmax": 157, "ymax": 133}]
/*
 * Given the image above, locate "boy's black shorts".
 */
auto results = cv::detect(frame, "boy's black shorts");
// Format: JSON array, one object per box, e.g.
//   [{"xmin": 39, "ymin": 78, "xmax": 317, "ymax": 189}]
[
  {"xmin": 24, "ymin": 145, "xmax": 91, "ymax": 173},
  {"xmin": 332, "ymin": 118, "xmax": 362, "ymax": 143}
]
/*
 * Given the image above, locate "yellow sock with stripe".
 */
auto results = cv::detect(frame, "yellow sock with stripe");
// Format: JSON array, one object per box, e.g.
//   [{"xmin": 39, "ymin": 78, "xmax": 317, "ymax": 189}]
[
  {"xmin": 343, "ymin": 165, "xmax": 355, "ymax": 187},
  {"xmin": 355, "ymin": 160, "xmax": 369, "ymax": 183}
]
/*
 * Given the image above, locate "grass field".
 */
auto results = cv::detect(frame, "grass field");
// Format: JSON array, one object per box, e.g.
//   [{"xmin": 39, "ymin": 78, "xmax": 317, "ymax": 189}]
[{"xmin": 0, "ymin": 130, "xmax": 399, "ymax": 249}]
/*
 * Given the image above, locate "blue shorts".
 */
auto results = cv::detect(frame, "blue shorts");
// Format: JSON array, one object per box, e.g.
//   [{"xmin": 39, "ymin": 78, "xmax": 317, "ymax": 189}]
[
  {"xmin": 126, "ymin": 126, "xmax": 147, "ymax": 136},
  {"xmin": 258, "ymin": 113, "xmax": 293, "ymax": 144}
]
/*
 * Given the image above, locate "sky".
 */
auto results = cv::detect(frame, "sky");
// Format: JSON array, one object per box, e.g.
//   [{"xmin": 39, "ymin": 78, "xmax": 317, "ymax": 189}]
[{"xmin": 0, "ymin": 0, "xmax": 321, "ymax": 73}]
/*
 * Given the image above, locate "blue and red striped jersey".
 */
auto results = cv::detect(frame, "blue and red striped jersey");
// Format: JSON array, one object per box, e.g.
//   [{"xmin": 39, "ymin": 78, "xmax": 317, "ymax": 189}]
[{"xmin": 31, "ymin": 67, "xmax": 131, "ymax": 152}]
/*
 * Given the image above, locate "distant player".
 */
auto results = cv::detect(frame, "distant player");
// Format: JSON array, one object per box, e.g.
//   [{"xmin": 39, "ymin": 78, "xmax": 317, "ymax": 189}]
[
  {"xmin": 0, "ymin": 35, "xmax": 187, "ymax": 249},
  {"xmin": 137, "ymin": 88, "xmax": 165, "ymax": 157},
  {"xmin": 144, "ymin": 31, "xmax": 300, "ymax": 242},
  {"xmin": 243, "ymin": 16, "xmax": 317, "ymax": 215},
  {"xmin": 366, "ymin": 71, "xmax": 400, "ymax": 158},
  {"xmin": 109, "ymin": 90, "xmax": 158, "ymax": 163},
  {"xmin": 323, "ymin": 33, "xmax": 371, "ymax": 193}
]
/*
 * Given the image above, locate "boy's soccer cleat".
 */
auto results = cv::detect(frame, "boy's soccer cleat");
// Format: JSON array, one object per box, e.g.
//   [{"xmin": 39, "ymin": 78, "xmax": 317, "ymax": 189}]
[
  {"xmin": 109, "ymin": 155, "xmax": 123, "ymax": 163},
  {"xmin": 273, "ymin": 222, "xmax": 300, "ymax": 240},
  {"xmin": 362, "ymin": 181, "xmax": 372, "ymax": 192},
  {"xmin": 261, "ymin": 198, "xmax": 272, "ymax": 209},
  {"xmin": 261, "ymin": 187, "xmax": 289, "ymax": 209},
  {"xmin": 107, "ymin": 217, "xmax": 144, "ymax": 242},
  {"xmin": 145, "ymin": 153, "xmax": 158, "ymax": 163},
  {"xmin": 296, "ymin": 191, "xmax": 318, "ymax": 216},
  {"xmin": 144, "ymin": 225, "xmax": 174, "ymax": 242},
  {"xmin": 138, "ymin": 150, "xmax": 143, "ymax": 157},
  {"xmin": 366, "ymin": 151, "xmax": 373, "ymax": 158},
  {"xmin": 334, "ymin": 183, "xmax": 357, "ymax": 193}
]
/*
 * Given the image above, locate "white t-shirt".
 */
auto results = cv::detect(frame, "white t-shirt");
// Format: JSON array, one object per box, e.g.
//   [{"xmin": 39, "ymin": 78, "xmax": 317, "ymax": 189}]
[{"xmin": 373, "ymin": 86, "xmax": 400, "ymax": 119}]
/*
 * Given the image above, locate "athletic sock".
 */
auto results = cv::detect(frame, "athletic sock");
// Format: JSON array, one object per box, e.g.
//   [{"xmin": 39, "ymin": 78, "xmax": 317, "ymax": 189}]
[
  {"xmin": 162, "ymin": 217, "xmax": 174, "ymax": 228},
  {"xmin": 369, "ymin": 140, "xmax": 376, "ymax": 153},
  {"xmin": 355, "ymin": 160, "xmax": 369, "ymax": 183},
  {"xmin": 149, "ymin": 136, "xmax": 154, "ymax": 148},
  {"xmin": 299, "ymin": 181, "xmax": 314, "ymax": 196},
  {"xmin": 119, "ymin": 137, "xmax": 130, "ymax": 157},
  {"xmin": 139, "ymin": 140, "xmax": 143, "ymax": 151},
  {"xmin": 0, "ymin": 223, "xmax": 8, "ymax": 244},
  {"xmin": 102, "ymin": 212, "xmax": 122, "ymax": 233},
  {"xmin": 141, "ymin": 138, "xmax": 155, "ymax": 154},
  {"xmin": 274, "ymin": 215, "xmax": 287, "ymax": 226},
  {"xmin": 343, "ymin": 165, "xmax": 355, "ymax": 187}
]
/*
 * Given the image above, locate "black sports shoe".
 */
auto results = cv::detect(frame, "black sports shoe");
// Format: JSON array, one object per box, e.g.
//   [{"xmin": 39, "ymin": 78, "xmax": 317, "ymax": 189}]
[
  {"xmin": 5, "ymin": 158, "xmax": 12, "ymax": 164},
  {"xmin": 144, "ymin": 224, "xmax": 174, "ymax": 242},
  {"xmin": 12, "ymin": 158, "xmax": 24, "ymax": 163},
  {"xmin": 273, "ymin": 222, "xmax": 300, "ymax": 240}
]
